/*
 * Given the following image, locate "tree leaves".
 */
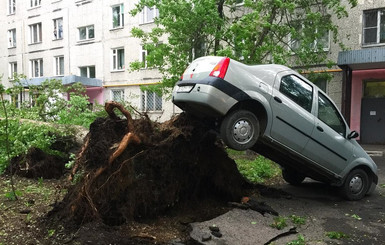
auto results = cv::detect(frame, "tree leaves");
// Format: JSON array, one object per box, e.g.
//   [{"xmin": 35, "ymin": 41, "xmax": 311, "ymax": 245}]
[{"xmin": 130, "ymin": 0, "xmax": 357, "ymax": 90}]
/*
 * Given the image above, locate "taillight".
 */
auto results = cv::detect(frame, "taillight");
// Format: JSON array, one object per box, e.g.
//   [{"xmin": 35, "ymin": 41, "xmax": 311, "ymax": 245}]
[{"xmin": 209, "ymin": 57, "xmax": 230, "ymax": 79}]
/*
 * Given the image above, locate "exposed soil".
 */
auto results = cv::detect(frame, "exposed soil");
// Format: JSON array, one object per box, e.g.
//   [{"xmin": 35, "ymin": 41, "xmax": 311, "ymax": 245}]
[
  {"xmin": 1, "ymin": 102, "xmax": 256, "ymax": 244},
  {"xmin": 5, "ymin": 147, "xmax": 66, "ymax": 179}
]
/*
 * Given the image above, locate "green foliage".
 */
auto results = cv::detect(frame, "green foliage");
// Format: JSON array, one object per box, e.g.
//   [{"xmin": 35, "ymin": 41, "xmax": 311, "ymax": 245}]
[
  {"xmin": 286, "ymin": 234, "xmax": 305, "ymax": 245},
  {"xmin": 57, "ymin": 95, "xmax": 106, "ymax": 127},
  {"xmin": 270, "ymin": 216, "xmax": 287, "ymax": 230},
  {"xmin": 326, "ymin": 231, "xmax": 348, "ymax": 239},
  {"xmin": 4, "ymin": 190, "xmax": 22, "ymax": 201},
  {"xmin": 0, "ymin": 120, "xmax": 63, "ymax": 172},
  {"xmin": 131, "ymin": 0, "xmax": 358, "ymax": 90},
  {"xmin": 350, "ymin": 214, "xmax": 362, "ymax": 220},
  {"xmin": 47, "ymin": 229, "xmax": 55, "ymax": 237},
  {"xmin": 231, "ymin": 151, "xmax": 281, "ymax": 183},
  {"xmin": 65, "ymin": 153, "xmax": 76, "ymax": 169},
  {"xmin": 289, "ymin": 215, "xmax": 306, "ymax": 226}
]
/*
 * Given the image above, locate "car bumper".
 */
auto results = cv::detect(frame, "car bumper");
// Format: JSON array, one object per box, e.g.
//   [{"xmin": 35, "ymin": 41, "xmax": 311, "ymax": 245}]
[{"xmin": 172, "ymin": 83, "xmax": 236, "ymax": 118}]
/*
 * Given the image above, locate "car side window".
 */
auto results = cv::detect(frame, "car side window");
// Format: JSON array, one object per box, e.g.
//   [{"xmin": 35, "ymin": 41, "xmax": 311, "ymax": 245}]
[
  {"xmin": 318, "ymin": 92, "xmax": 346, "ymax": 136},
  {"xmin": 279, "ymin": 75, "xmax": 313, "ymax": 112}
]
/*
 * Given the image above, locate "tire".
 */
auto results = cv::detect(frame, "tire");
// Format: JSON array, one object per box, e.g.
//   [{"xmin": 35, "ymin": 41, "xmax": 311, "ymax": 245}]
[
  {"xmin": 282, "ymin": 168, "xmax": 305, "ymax": 186},
  {"xmin": 220, "ymin": 110, "xmax": 260, "ymax": 151},
  {"xmin": 340, "ymin": 169, "xmax": 370, "ymax": 201}
]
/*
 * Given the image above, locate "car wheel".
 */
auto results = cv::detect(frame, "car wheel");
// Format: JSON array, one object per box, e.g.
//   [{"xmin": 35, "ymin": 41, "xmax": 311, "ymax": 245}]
[
  {"xmin": 220, "ymin": 110, "xmax": 260, "ymax": 151},
  {"xmin": 282, "ymin": 168, "xmax": 305, "ymax": 186},
  {"xmin": 340, "ymin": 169, "xmax": 370, "ymax": 201}
]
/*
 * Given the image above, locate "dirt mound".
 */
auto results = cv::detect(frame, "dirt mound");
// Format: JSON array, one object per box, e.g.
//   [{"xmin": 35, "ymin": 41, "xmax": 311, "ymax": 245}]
[
  {"xmin": 5, "ymin": 147, "xmax": 66, "ymax": 179},
  {"xmin": 52, "ymin": 102, "xmax": 249, "ymax": 226}
]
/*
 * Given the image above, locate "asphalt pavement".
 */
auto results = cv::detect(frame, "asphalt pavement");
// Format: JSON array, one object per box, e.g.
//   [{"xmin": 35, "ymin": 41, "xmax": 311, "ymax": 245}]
[{"xmin": 190, "ymin": 144, "xmax": 385, "ymax": 245}]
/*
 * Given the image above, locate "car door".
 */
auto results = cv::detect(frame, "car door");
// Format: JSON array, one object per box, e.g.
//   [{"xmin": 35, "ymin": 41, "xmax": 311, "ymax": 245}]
[
  {"xmin": 302, "ymin": 91, "xmax": 354, "ymax": 175},
  {"xmin": 270, "ymin": 73, "xmax": 315, "ymax": 153}
]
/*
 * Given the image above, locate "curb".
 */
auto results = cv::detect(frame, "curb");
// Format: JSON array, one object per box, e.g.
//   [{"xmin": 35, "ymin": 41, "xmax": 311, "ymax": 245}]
[{"xmin": 366, "ymin": 151, "xmax": 384, "ymax": 157}]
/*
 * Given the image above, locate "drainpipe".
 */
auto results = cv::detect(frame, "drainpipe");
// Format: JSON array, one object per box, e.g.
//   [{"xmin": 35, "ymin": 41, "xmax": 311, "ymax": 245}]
[{"xmin": 341, "ymin": 66, "xmax": 352, "ymax": 125}]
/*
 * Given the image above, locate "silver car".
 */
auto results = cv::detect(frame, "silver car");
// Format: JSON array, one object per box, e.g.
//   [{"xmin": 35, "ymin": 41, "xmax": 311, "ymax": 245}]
[{"xmin": 172, "ymin": 56, "xmax": 378, "ymax": 200}]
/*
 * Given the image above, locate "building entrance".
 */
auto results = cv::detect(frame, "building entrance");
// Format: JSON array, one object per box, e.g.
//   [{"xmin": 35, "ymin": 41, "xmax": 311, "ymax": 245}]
[{"xmin": 360, "ymin": 81, "xmax": 385, "ymax": 144}]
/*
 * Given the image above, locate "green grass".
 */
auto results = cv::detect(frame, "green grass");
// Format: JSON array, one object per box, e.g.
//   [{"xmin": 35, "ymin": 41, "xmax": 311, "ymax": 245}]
[
  {"xmin": 326, "ymin": 231, "xmax": 349, "ymax": 239},
  {"xmin": 227, "ymin": 149, "xmax": 281, "ymax": 183}
]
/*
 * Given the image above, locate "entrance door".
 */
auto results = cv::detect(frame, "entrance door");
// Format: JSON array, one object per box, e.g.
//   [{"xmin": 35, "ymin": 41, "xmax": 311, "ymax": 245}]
[{"xmin": 360, "ymin": 81, "xmax": 385, "ymax": 144}]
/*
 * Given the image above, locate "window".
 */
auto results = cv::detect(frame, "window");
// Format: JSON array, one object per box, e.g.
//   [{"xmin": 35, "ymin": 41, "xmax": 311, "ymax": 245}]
[
  {"xmin": 318, "ymin": 92, "xmax": 346, "ymax": 136},
  {"xmin": 54, "ymin": 56, "xmax": 64, "ymax": 76},
  {"xmin": 363, "ymin": 81, "xmax": 385, "ymax": 98},
  {"xmin": 312, "ymin": 77, "xmax": 327, "ymax": 93},
  {"xmin": 111, "ymin": 89, "xmax": 124, "ymax": 102},
  {"xmin": 30, "ymin": 59, "xmax": 43, "ymax": 78},
  {"xmin": 30, "ymin": 0, "xmax": 41, "ymax": 8},
  {"xmin": 280, "ymin": 75, "xmax": 313, "ymax": 113},
  {"xmin": 289, "ymin": 23, "xmax": 330, "ymax": 51},
  {"xmin": 112, "ymin": 4, "xmax": 124, "ymax": 28},
  {"xmin": 140, "ymin": 6, "xmax": 159, "ymax": 24},
  {"xmin": 141, "ymin": 47, "xmax": 149, "ymax": 68},
  {"xmin": 112, "ymin": 48, "xmax": 125, "ymax": 70},
  {"xmin": 78, "ymin": 25, "xmax": 94, "ymax": 41},
  {"xmin": 8, "ymin": 0, "xmax": 16, "ymax": 15},
  {"xmin": 53, "ymin": 18, "xmax": 63, "ymax": 40},
  {"xmin": 79, "ymin": 66, "xmax": 95, "ymax": 78},
  {"xmin": 363, "ymin": 9, "xmax": 385, "ymax": 45},
  {"xmin": 9, "ymin": 62, "xmax": 17, "ymax": 80},
  {"xmin": 8, "ymin": 29, "xmax": 16, "ymax": 48},
  {"xmin": 29, "ymin": 23, "xmax": 42, "ymax": 44},
  {"xmin": 141, "ymin": 91, "xmax": 162, "ymax": 111}
]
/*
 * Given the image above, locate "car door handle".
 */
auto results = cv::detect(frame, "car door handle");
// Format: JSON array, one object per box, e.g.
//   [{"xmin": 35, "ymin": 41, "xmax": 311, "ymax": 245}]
[
  {"xmin": 274, "ymin": 96, "xmax": 282, "ymax": 103},
  {"xmin": 316, "ymin": 126, "xmax": 324, "ymax": 132}
]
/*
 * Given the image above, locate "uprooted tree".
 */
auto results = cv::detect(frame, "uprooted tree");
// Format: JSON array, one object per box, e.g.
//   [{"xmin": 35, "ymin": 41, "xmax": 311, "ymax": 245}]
[{"xmin": 53, "ymin": 101, "xmax": 249, "ymax": 225}]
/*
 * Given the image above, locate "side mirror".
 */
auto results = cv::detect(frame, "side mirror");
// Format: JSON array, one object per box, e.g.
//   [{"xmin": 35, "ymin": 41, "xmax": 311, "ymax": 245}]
[{"xmin": 348, "ymin": 131, "xmax": 359, "ymax": 139}]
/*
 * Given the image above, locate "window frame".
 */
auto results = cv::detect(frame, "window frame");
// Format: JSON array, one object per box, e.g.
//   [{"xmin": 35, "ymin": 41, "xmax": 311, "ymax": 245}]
[
  {"xmin": 8, "ymin": 29, "xmax": 16, "ymax": 48},
  {"xmin": 29, "ymin": 23, "xmax": 42, "ymax": 44},
  {"xmin": 30, "ymin": 0, "xmax": 41, "ymax": 8},
  {"xmin": 54, "ymin": 56, "xmax": 64, "ymax": 76},
  {"xmin": 279, "ymin": 74, "xmax": 313, "ymax": 113},
  {"xmin": 78, "ymin": 25, "xmax": 95, "ymax": 41},
  {"xmin": 112, "ymin": 4, "xmax": 124, "ymax": 29},
  {"xmin": 9, "ymin": 62, "xmax": 17, "ymax": 80},
  {"xmin": 112, "ymin": 48, "xmax": 125, "ymax": 71},
  {"xmin": 79, "ymin": 66, "xmax": 96, "ymax": 78},
  {"xmin": 8, "ymin": 0, "xmax": 16, "ymax": 15},
  {"xmin": 140, "ymin": 47, "xmax": 149, "ymax": 68},
  {"xmin": 141, "ymin": 90, "xmax": 163, "ymax": 112},
  {"xmin": 317, "ymin": 91, "xmax": 346, "ymax": 137},
  {"xmin": 288, "ymin": 23, "xmax": 330, "ymax": 52},
  {"xmin": 30, "ymin": 58, "xmax": 43, "ymax": 78},
  {"xmin": 111, "ymin": 89, "xmax": 124, "ymax": 102},
  {"xmin": 53, "ymin": 18, "xmax": 63, "ymax": 40},
  {"xmin": 140, "ymin": 6, "xmax": 159, "ymax": 24},
  {"xmin": 362, "ymin": 8, "xmax": 385, "ymax": 45}
]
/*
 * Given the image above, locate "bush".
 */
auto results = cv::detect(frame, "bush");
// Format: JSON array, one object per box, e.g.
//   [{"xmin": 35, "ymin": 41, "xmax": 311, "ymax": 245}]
[{"xmin": 0, "ymin": 120, "xmax": 65, "ymax": 173}]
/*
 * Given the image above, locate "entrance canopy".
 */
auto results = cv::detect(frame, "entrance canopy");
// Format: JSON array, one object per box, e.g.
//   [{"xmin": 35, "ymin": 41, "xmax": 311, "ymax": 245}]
[
  {"xmin": 22, "ymin": 75, "xmax": 102, "ymax": 87},
  {"xmin": 338, "ymin": 47, "xmax": 385, "ymax": 70}
]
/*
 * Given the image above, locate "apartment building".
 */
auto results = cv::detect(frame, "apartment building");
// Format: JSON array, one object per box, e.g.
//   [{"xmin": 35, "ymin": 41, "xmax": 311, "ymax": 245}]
[
  {"xmin": 1, "ymin": 0, "xmax": 385, "ymax": 143},
  {"xmin": 0, "ymin": 0, "xmax": 177, "ymax": 122},
  {"xmin": 334, "ymin": 0, "xmax": 385, "ymax": 144}
]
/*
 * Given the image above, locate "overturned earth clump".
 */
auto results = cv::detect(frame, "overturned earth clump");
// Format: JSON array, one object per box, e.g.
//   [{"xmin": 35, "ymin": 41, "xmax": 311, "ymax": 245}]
[
  {"xmin": 52, "ymin": 102, "xmax": 249, "ymax": 226},
  {"xmin": 6, "ymin": 147, "xmax": 66, "ymax": 179}
]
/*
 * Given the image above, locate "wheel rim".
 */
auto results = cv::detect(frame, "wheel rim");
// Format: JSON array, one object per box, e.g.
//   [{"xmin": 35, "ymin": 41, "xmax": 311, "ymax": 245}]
[
  {"xmin": 349, "ymin": 175, "xmax": 363, "ymax": 194},
  {"xmin": 232, "ymin": 119, "xmax": 254, "ymax": 144}
]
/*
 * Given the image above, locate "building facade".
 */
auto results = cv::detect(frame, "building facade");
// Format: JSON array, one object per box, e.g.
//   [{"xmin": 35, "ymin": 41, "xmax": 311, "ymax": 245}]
[
  {"xmin": 335, "ymin": 0, "xmax": 385, "ymax": 144},
  {"xmin": 1, "ymin": 0, "xmax": 178, "ymax": 122},
  {"xmin": 1, "ymin": 0, "xmax": 385, "ymax": 142}
]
